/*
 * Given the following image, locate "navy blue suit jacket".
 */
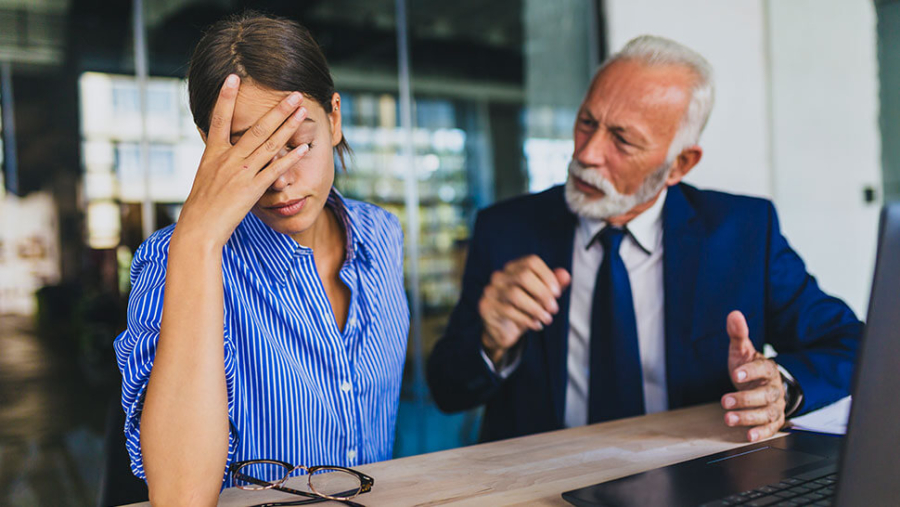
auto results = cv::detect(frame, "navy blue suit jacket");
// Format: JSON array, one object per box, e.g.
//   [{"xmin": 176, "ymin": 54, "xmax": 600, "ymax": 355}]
[{"xmin": 427, "ymin": 183, "xmax": 862, "ymax": 443}]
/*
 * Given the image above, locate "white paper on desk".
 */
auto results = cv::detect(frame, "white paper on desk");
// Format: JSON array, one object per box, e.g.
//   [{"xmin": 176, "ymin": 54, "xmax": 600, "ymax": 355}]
[{"xmin": 788, "ymin": 396, "xmax": 852, "ymax": 435}]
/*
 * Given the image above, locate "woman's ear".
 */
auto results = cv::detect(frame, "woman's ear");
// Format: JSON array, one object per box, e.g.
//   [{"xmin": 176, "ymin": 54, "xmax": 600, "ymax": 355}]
[{"xmin": 329, "ymin": 92, "xmax": 343, "ymax": 147}]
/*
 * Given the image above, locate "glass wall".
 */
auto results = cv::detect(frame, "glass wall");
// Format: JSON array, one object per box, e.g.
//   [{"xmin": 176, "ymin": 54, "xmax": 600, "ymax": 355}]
[
  {"xmin": 324, "ymin": 0, "xmax": 599, "ymax": 456},
  {"xmin": 0, "ymin": 0, "xmax": 599, "ymax": 504},
  {"xmin": 0, "ymin": 1, "xmax": 134, "ymax": 505}
]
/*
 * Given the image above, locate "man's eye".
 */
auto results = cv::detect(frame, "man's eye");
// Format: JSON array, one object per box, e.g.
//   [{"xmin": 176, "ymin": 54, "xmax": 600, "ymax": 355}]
[{"xmin": 578, "ymin": 117, "xmax": 596, "ymax": 128}]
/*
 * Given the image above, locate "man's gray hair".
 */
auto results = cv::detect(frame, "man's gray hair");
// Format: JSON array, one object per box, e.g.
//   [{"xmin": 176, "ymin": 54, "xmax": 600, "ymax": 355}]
[{"xmin": 598, "ymin": 35, "xmax": 715, "ymax": 160}]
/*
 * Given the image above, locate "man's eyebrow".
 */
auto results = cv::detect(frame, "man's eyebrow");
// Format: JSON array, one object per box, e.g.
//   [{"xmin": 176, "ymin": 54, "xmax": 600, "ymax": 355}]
[
  {"xmin": 578, "ymin": 107, "xmax": 595, "ymax": 119},
  {"xmin": 577, "ymin": 108, "xmax": 649, "ymax": 146},
  {"xmin": 609, "ymin": 125, "xmax": 648, "ymax": 144},
  {"xmin": 230, "ymin": 117, "xmax": 316, "ymax": 138}
]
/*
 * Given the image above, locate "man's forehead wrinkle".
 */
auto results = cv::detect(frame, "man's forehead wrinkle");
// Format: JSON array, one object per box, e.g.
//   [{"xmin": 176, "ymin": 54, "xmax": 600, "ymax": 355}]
[
  {"xmin": 579, "ymin": 59, "xmax": 694, "ymax": 155},
  {"xmin": 593, "ymin": 59, "xmax": 694, "ymax": 100}
]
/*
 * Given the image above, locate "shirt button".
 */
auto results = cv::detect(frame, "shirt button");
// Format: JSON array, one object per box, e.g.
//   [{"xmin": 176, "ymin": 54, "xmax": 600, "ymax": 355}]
[
  {"xmin": 347, "ymin": 449, "xmax": 357, "ymax": 460},
  {"xmin": 348, "ymin": 316, "xmax": 357, "ymax": 327},
  {"xmin": 341, "ymin": 381, "xmax": 352, "ymax": 393}
]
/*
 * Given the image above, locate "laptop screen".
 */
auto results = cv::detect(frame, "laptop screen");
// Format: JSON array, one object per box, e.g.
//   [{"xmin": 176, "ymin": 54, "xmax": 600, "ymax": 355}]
[{"xmin": 835, "ymin": 203, "xmax": 900, "ymax": 505}]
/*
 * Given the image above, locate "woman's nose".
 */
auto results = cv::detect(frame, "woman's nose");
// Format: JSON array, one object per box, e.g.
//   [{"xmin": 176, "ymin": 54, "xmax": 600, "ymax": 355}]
[{"xmin": 268, "ymin": 147, "xmax": 293, "ymax": 191}]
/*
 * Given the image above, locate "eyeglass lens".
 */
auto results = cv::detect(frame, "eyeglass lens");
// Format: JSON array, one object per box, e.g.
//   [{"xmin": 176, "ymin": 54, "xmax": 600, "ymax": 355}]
[
  {"xmin": 309, "ymin": 468, "xmax": 363, "ymax": 499},
  {"xmin": 234, "ymin": 462, "xmax": 293, "ymax": 490}
]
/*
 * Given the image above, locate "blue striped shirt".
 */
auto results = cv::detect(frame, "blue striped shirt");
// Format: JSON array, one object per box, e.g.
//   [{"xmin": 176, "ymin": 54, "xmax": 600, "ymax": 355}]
[{"xmin": 114, "ymin": 190, "xmax": 409, "ymax": 488}]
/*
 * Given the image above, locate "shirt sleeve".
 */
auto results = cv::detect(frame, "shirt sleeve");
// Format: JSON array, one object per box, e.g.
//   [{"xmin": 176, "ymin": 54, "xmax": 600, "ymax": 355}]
[
  {"xmin": 113, "ymin": 231, "xmax": 239, "ymax": 484},
  {"xmin": 479, "ymin": 344, "xmax": 524, "ymax": 379}
]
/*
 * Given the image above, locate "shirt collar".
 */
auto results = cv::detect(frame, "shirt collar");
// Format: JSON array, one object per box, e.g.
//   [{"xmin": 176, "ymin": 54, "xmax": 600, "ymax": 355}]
[
  {"xmin": 578, "ymin": 187, "xmax": 667, "ymax": 254},
  {"xmin": 328, "ymin": 188, "xmax": 368, "ymax": 263},
  {"xmin": 236, "ymin": 187, "xmax": 366, "ymax": 285}
]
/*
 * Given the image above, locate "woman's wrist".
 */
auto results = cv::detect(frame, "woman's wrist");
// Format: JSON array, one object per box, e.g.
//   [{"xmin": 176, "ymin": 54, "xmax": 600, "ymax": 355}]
[{"xmin": 170, "ymin": 221, "xmax": 228, "ymax": 255}]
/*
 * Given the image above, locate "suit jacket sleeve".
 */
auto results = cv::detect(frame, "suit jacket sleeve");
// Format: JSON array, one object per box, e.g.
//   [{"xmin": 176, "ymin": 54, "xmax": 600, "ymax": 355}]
[
  {"xmin": 763, "ymin": 202, "xmax": 863, "ymax": 415},
  {"xmin": 427, "ymin": 211, "xmax": 507, "ymax": 413}
]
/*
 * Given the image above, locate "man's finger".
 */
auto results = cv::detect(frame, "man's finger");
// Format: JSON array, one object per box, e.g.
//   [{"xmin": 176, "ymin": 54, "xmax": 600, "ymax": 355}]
[
  {"xmin": 514, "ymin": 269, "xmax": 560, "ymax": 317},
  {"xmin": 208, "ymin": 74, "xmax": 240, "ymax": 146},
  {"xmin": 733, "ymin": 358, "xmax": 779, "ymax": 385},
  {"xmin": 503, "ymin": 285, "xmax": 553, "ymax": 325},
  {"xmin": 724, "ymin": 404, "xmax": 782, "ymax": 427},
  {"xmin": 722, "ymin": 383, "xmax": 783, "ymax": 410},
  {"xmin": 747, "ymin": 417, "xmax": 784, "ymax": 442},
  {"xmin": 494, "ymin": 301, "xmax": 543, "ymax": 335},
  {"xmin": 518, "ymin": 255, "xmax": 561, "ymax": 298}
]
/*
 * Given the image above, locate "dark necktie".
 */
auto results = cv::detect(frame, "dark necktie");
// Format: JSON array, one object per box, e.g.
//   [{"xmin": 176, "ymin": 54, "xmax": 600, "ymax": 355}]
[{"xmin": 588, "ymin": 226, "xmax": 645, "ymax": 423}]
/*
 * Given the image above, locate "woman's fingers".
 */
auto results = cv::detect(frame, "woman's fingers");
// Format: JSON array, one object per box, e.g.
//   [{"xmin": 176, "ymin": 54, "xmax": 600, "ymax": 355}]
[
  {"xmin": 232, "ymin": 92, "xmax": 304, "ymax": 158},
  {"xmin": 207, "ymin": 74, "xmax": 240, "ymax": 147},
  {"xmin": 254, "ymin": 143, "xmax": 309, "ymax": 190},
  {"xmin": 245, "ymin": 106, "xmax": 308, "ymax": 172}
]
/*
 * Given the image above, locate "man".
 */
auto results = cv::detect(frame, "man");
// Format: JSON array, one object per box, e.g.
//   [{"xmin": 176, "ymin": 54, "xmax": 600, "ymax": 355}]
[{"xmin": 427, "ymin": 35, "xmax": 861, "ymax": 444}]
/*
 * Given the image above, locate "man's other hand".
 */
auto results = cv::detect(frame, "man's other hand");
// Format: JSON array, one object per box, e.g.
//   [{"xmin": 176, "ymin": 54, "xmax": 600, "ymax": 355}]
[
  {"xmin": 479, "ymin": 255, "xmax": 571, "ymax": 365},
  {"xmin": 720, "ymin": 310, "xmax": 787, "ymax": 442}
]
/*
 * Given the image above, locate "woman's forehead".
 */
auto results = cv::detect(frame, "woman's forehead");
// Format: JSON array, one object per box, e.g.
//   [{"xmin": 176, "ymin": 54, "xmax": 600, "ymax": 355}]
[{"xmin": 230, "ymin": 82, "xmax": 323, "ymax": 135}]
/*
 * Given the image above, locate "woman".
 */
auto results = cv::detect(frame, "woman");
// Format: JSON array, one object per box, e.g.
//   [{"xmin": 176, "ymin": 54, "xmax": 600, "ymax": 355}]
[{"xmin": 113, "ymin": 12, "xmax": 409, "ymax": 503}]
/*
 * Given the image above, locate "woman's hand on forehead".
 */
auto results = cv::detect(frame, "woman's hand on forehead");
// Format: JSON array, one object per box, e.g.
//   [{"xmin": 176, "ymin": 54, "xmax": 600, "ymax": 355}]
[{"xmin": 175, "ymin": 74, "xmax": 312, "ymax": 247}]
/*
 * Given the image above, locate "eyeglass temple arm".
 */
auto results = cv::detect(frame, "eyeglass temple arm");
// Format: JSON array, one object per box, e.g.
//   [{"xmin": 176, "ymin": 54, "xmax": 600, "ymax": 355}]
[
  {"xmin": 233, "ymin": 473, "xmax": 364, "ymax": 507},
  {"xmin": 248, "ymin": 492, "xmax": 365, "ymax": 507}
]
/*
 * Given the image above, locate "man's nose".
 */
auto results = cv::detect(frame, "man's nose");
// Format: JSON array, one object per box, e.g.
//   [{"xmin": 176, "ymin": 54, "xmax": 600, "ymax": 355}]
[{"xmin": 576, "ymin": 129, "xmax": 610, "ymax": 167}]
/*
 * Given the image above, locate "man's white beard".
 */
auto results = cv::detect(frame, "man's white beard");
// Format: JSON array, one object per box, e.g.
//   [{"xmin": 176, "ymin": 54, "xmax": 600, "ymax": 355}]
[{"xmin": 564, "ymin": 158, "xmax": 672, "ymax": 220}]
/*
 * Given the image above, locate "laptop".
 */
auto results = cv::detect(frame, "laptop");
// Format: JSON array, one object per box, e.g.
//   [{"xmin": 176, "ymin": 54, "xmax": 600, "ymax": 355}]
[{"xmin": 562, "ymin": 203, "xmax": 900, "ymax": 507}]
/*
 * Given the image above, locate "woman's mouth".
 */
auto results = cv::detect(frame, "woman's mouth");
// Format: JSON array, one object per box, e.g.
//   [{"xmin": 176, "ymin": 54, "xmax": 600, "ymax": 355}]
[{"xmin": 264, "ymin": 197, "xmax": 308, "ymax": 217}]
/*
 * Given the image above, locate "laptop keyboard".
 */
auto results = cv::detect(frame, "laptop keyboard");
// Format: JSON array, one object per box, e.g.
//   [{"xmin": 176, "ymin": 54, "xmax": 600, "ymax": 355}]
[{"xmin": 699, "ymin": 467, "xmax": 838, "ymax": 506}]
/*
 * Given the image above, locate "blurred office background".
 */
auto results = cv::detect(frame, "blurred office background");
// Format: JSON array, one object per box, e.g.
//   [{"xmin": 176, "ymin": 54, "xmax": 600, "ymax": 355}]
[{"xmin": 0, "ymin": 0, "xmax": 894, "ymax": 505}]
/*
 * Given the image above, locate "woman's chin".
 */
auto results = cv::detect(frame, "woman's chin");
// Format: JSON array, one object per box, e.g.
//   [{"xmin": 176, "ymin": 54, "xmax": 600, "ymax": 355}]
[{"xmin": 274, "ymin": 218, "xmax": 315, "ymax": 237}]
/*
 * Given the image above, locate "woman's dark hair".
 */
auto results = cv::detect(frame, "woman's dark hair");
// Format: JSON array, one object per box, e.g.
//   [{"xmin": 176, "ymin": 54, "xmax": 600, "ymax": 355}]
[{"xmin": 187, "ymin": 11, "xmax": 350, "ymax": 168}]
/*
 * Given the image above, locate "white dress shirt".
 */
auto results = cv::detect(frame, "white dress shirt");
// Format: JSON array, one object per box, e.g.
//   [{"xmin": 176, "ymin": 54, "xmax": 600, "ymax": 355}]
[
  {"xmin": 482, "ymin": 190, "xmax": 669, "ymax": 427},
  {"xmin": 564, "ymin": 189, "xmax": 668, "ymax": 427},
  {"xmin": 479, "ymin": 188, "xmax": 804, "ymax": 428}
]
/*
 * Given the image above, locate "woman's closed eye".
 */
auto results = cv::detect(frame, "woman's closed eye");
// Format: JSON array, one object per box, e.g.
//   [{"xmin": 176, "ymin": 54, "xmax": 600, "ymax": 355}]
[{"xmin": 288, "ymin": 142, "xmax": 314, "ymax": 151}]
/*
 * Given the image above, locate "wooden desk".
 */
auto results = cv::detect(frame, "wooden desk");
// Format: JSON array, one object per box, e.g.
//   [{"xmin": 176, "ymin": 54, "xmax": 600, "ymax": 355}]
[{"xmin": 129, "ymin": 403, "xmax": 781, "ymax": 506}]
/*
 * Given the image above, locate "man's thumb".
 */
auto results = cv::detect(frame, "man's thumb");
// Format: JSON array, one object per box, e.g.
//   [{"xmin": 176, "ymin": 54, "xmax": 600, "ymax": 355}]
[
  {"xmin": 554, "ymin": 268, "xmax": 572, "ymax": 291},
  {"xmin": 727, "ymin": 310, "xmax": 756, "ymax": 355}
]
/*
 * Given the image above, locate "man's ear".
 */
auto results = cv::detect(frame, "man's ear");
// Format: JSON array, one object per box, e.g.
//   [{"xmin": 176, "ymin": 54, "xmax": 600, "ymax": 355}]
[
  {"xmin": 197, "ymin": 126, "xmax": 208, "ymax": 145},
  {"xmin": 666, "ymin": 145, "xmax": 703, "ymax": 186},
  {"xmin": 329, "ymin": 92, "xmax": 343, "ymax": 147}
]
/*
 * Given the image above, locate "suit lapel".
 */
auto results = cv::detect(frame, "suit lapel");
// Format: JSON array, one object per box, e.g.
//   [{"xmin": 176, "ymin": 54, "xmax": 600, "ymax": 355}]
[
  {"xmin": 662, "ymin": 184, "xmax": 705, "ymax": 409},
  {"xmin": 535, "ymin": 184, "xmax": 706, "ymax": 422},
  {"xmin": 536, "ymin": 187, "xmax": 577, "ymax": 427}
]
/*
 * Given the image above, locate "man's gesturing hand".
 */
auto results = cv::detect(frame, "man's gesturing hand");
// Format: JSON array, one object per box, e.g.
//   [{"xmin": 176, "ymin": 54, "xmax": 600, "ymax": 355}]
[
  {"xmin": 479, "ymin": 255, "xmax": 571, "ymax": 365},
  {"xmin": 721, "ymin": 310, "xmax": 787, "ymax": 442}
]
